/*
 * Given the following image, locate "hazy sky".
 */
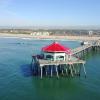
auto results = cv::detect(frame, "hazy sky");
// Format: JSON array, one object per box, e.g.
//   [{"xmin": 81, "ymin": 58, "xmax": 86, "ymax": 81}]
[{"xmin": 0, "ymin": 0, "xmax": 100, "ymax": 27}]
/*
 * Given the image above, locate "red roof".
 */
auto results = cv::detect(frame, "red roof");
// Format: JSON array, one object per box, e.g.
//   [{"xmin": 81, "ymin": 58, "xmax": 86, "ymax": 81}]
[{"xmin": 42, "ymin": 42, "xmax": 71, "ymax": 54}]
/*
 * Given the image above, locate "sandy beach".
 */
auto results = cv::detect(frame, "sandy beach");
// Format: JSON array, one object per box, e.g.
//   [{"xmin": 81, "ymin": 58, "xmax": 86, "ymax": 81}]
[{"xmin": 0, "ymin": 33, "xmax": 100, "ymax": 41}]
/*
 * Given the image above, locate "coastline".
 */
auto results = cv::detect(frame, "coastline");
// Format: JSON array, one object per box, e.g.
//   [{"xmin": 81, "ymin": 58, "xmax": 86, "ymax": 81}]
[{"xmin": 0, "ymin": 33, "xmax": 100, "ymax": 41}]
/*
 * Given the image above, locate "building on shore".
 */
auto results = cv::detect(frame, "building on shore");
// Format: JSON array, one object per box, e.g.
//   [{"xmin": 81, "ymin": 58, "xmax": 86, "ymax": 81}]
[
  {"xmin": 88, "ymin": 31, "xmax": 93, "ymax": 36},
  {"xmin": 30, "ymin": 31, "xmax": 51, "ymax": 36}
]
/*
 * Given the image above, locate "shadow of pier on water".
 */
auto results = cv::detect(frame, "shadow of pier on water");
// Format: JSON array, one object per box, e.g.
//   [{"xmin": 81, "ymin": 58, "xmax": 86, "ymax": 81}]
[{"xmin": 20, "ymin": 64, "xmax": 34, "ymax": 77}]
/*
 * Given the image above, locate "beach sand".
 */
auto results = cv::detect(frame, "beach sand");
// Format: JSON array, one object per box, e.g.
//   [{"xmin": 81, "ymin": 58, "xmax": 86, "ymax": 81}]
[{"xmin": 0, "ymin": 33, "xmax": 100, "ymax": 41}]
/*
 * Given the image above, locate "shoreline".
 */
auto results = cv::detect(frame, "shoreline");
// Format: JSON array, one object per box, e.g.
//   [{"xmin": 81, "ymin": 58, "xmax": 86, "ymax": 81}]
[{"xmin": 0, "ymin": 33, "xmax": 100, "ymax": 41}]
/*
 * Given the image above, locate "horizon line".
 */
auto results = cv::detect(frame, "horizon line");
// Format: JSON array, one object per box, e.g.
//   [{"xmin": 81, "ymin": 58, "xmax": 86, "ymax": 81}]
[{"xmin": 0, "ymin": 25, "xmax": 100, "ymax": 30}]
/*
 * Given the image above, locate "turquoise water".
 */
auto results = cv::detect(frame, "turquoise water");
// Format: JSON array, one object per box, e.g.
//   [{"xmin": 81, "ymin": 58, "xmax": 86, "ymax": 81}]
[{"xmin": 0, "ymin": 38, "xmax": 100, "ymax": 100}]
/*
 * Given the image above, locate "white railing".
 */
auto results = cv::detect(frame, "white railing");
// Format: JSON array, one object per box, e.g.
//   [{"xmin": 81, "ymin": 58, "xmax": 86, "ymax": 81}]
[
  {"xmin": 71, "ymin": 39, "xmax": 100, "ymax": 55},
  {"xmin": 71, "ymin": 44, "xmax": 93, "ymax": 55}
]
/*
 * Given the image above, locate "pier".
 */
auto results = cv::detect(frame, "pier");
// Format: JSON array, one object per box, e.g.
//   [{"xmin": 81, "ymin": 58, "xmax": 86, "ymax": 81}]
[
  {"xmin": 31, "ymin": 39, "xmax": 100, "ymax": 78},
  {"xmin": 72, "ymin": 39, "xmax": 100, "ymax": 56}
]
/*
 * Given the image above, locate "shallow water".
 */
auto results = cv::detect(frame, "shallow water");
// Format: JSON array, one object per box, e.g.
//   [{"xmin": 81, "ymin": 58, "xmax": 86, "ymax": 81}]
[{"xmin": 0, "ymin": 38, "xmax": 100, "ymax": 100}]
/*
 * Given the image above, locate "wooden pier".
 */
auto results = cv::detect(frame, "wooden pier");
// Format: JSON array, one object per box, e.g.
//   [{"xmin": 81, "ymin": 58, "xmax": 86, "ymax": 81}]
[
  {"xmin": 72, "ymin": 44, "xmax": 93, "ymax": 55},
  {"xmin": 32, "ymin": 57, "xmax": 86, "ymax": 78},
  {"xmin": 71, "ymin": 39, "xmax": 100, "ymax": 55},
  {"xmin": 31, "ymin": 39, "xmax": 100, "ymax": 78}
]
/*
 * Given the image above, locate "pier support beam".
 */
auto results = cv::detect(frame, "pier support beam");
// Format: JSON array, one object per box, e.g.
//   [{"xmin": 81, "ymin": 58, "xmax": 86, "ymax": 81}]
[
  {"xmin": 50, "ymin": 66, "xmax": 53, "ymax": 77},
  {"xmin": 61, "ymin": 65, "xmax": 64, "ymax": 75},
  {"xmin": 83, "ymin": 63, "xmax": 86, "ymax": 78},
  {"xmin": 72, "ymin": 64, "xmax": 76, "ymax": 75},
  {"xmin": 70, "ymin": 64, "xmax": 73, "ymax": 77},
  {"xmin": 65, "ymin": 65, "xmax": 68, "ymax": 76},
  {"xmin": 56, "ymin": 65, "xmax": 59, "ymax": 78},
  {"xmin": 40, "ymin": 67, "xmax": 43, "ymax": 79},
  {"xmin": 76, "ymin": 63, "xmax": 80, "ymax": 76},
  {"xmin": 46, "ymin": 66, "xmax": 48, "ymax": 76},
  {"xmin": 62, "ymin": 69, "xmax": 64, "ymax": 75},
  {"xmin": 79, "ymin": 64, "xmax": 81, "ymax": 76}
]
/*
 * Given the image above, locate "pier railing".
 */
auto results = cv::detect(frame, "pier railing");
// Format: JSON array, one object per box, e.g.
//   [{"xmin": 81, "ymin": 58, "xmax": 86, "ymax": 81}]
[
  {"xmin": 71, "ymin": 44, "xmax": 93, "ymax": 55},
  {"xmin": 71, "ymin": 39, "xmax": 100, "ymax": 55}
]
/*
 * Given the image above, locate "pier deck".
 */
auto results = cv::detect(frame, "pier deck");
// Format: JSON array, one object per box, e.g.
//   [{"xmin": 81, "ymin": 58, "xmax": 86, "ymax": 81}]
[{"xmin": 39, "ymin": 59, "xmax": 85, "ymax": 67}]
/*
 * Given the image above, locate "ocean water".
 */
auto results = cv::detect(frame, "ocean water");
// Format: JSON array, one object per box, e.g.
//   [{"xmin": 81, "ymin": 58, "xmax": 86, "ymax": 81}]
[{"xmin": 0, "ymin": 38, "xmax": 100, "ymax": 100}]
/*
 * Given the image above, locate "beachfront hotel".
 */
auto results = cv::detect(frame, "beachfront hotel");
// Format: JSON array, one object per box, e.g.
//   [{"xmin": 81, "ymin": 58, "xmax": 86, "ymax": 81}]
[{"xmin": 30, "ymin": 31, "xmax": 50, "ymax": 36}]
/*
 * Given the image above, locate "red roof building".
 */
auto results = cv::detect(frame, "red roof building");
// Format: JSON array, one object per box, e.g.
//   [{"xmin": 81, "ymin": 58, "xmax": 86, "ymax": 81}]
[
  {"xmin": 41, "ymin": 42, "xmax": 72, "ymax": 61},
  {"xmin": 42, "ymin": 42, "xmax": 71, "ymax": 54}
]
